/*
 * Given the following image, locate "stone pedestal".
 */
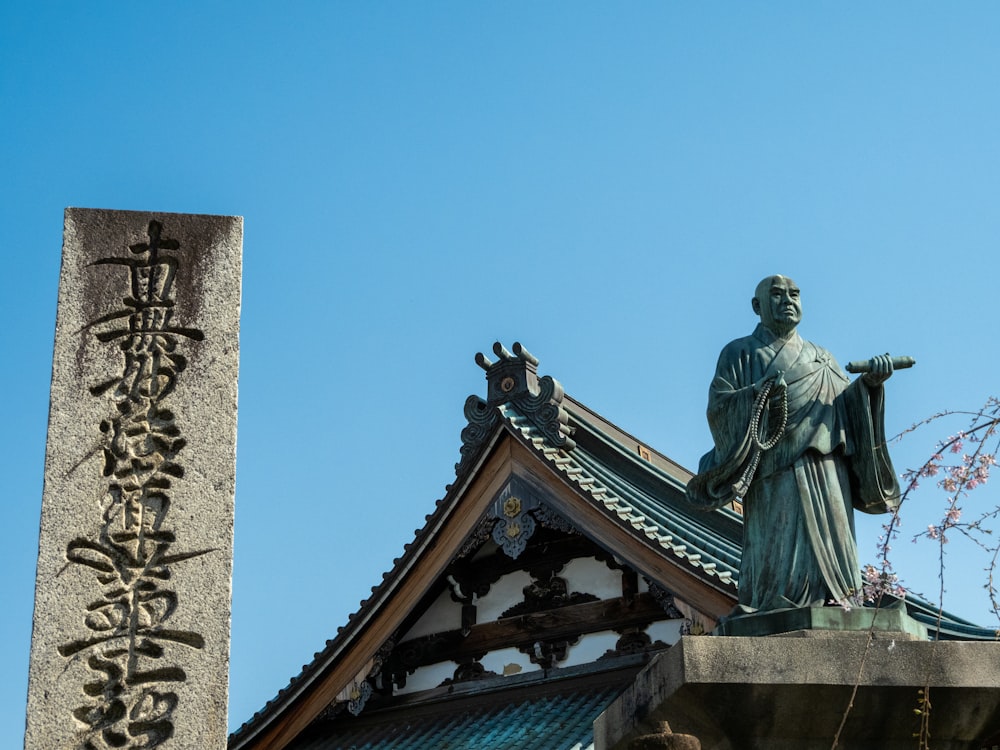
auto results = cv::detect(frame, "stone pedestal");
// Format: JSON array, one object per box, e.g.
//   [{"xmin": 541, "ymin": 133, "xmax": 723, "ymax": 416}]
[
  {"xmin": 25, "ymin": 209, "xmax": 242, "ymax": 750},
  {"xmin": 595, "ymin": 631, "xmax": 1000, "ymax": 750},
  {"xmin": 714, "ymin": 602, "xmax": 928, "ymax": 639}
]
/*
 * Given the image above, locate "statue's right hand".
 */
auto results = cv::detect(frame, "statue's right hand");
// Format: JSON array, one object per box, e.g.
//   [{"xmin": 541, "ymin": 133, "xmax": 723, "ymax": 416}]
[{"xmin": 862, "ymin": 353, "xmax": 894, "ymax": 387}]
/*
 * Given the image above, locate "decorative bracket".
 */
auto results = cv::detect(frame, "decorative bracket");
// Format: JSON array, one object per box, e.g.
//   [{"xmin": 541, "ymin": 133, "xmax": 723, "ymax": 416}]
[
  {"xmin": 490, "ymin": 481, "xmax": 538, "ymax": 559},
  {"xmin": 484, "ymin": 475, "xmax": 577, "ymax": 560}
]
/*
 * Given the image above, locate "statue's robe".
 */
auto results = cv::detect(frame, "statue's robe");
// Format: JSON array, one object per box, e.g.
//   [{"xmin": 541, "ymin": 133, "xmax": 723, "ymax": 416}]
[{"xmin": 686, "ymin": 324, "xmax": 899, "ymax": 611}]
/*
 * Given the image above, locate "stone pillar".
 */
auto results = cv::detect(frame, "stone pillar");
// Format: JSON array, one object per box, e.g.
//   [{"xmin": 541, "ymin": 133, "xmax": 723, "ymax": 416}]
[{"xmin": 25, "ymin": 208, "xmax": 242, "ymax": 750}]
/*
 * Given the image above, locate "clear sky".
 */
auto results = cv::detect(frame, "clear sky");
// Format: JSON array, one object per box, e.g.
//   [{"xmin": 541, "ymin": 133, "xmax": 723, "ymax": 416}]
[{"xmin": 3, "ymin": 3, "xmax": 1000, "ymax": 745}]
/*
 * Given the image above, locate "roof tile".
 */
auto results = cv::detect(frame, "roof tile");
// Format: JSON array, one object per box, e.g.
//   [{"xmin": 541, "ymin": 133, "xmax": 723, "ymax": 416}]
[{"xmin": 290, "ymin": 685, "xmax": 622, "ymax": 750}]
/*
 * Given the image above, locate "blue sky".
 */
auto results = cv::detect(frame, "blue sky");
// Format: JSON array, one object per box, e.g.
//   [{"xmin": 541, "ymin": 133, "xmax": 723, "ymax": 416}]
[{"xmin": 3, "ymin": 3, "xmax": 1000, "ymax": 744}]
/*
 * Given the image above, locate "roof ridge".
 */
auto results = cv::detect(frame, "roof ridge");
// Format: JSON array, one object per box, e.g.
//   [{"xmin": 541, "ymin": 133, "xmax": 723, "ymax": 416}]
[
  {"xmin": 457, "ymin": 342, "xmax": 575, "ymax": 475},
  {"xmin": 498, "ymin": 401, "xmax": 740, "ymax": 591}
]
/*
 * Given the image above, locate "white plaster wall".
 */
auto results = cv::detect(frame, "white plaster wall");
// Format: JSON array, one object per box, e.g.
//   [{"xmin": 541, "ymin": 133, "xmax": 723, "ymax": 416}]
[
  {"xmin": 393, "ymin": 661, "xmax": 457, "ymax": 696},
  {"xmin": 475, "ymin": 569, "xmax": 533, "ymax": 622},
  {"xmin": 647, "ymin": 618, "xmax": 686, "ymax": 646},
  {"xmin": 559, "ymin": 620, "xmax": 685, "ymax": 668},
  {"xmin": 479, "ymin": 646, "xmax": 539, "ymax": 678},
  {"xmin": 393, "ymin": 621, "xmax": 687, "ymax": 697},
  {"xmin": 396, "ymin": 646, "xmax": 542, "ymax": 697},
  {"xmin": 561, "ymin": 630, "xmax": 621, "ymax": 668},
  {"xmin": 561, "ymin": 557, "xmax": 622, "ymax": 599},
  {"xmin": 400, "ymin": 588, "xmax": 460, "ymax": 641}
]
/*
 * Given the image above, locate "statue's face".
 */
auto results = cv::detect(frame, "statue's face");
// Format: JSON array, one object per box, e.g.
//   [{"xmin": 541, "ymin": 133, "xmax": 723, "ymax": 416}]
[{"xmin": 753, "ymin": 275, "xmax": 801, "ymax": 334}]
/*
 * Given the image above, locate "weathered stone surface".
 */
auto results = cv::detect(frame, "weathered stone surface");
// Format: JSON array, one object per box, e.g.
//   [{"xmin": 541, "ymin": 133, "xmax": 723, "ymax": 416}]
[
  {"xmin": 630, "ymin": 721, "xmax": 702, "ymax": 749},
  {"xmin": 595, "ymin": 633, "xmax": 1000, "ymax": 750},
  {"xmin": 25, "ymin": 208, "xmax": 242, "ymax": 750}
]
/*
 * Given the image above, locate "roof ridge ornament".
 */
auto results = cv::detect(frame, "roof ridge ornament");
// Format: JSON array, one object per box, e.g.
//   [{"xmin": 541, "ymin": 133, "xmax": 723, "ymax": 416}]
[{"xmin": 456, "ymin": 342, "xmax": 576, "ymax": 474}]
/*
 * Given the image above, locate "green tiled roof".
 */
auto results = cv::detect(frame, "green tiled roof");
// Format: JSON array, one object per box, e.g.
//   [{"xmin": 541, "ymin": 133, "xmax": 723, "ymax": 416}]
[
  {"xmin": 501, "ymin": 397, "xmax": 744, "ymax": 590},
  {"xmin": 229, "ymin": 345, "xmax": 998, "ymax": 749},
  {"xmin": 290, "ymin": 685, "xmax": 623, "ymax": 750},
  {"xmin": 500, "ymin": 396, "xmax": 999, "ymax": 642}
]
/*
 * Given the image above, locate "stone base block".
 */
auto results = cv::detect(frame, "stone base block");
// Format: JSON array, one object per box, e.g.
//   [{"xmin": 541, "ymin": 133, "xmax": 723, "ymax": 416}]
[{"xmin": 594, "ymin": 632, "xmax": 1000, "ymax": 750}]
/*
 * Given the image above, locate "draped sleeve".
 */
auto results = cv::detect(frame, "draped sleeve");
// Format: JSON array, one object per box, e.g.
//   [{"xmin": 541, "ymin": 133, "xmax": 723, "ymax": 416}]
[
  {"xmin": 686, "ymin": 338, "xmax": 762, "ymax": 509},
  {"xmin": 843, "ymin": 379, "xmax": 901, "ymax": 514}
]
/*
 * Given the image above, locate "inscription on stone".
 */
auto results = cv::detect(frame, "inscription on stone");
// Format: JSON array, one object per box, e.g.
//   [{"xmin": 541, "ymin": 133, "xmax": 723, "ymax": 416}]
[
  {"xmin": 25, "ymin": 209, "xmax": 242, "ymax": 750},
  {"xmin": 62, "ymin": 221, "xmax": 208, "ymax": 748}
]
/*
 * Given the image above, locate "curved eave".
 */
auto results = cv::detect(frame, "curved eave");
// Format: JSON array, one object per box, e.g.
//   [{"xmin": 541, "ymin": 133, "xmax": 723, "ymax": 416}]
[
  {"xmin": 228, "ymin": 425, "xmax": 511, "ymax": 749},
  {"xmin": 230, "ymin": 395, "xmax": 751, "ymax": 749},
  {"xmin": 229, "ymin": 374, "xmax": 997, "ymax": 750},
  {"xmin": 901, "ymin": 596, "xmax": 1000, "ymax": 641},
  {"xmin": 498, "ymin": 401, "xmax": 742, "ymax": 596}
]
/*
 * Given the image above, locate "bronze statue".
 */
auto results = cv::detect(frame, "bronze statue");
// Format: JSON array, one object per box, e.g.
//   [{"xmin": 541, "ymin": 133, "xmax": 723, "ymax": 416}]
[{"xmin": 687, "ymin": 275, "xmax": 905, "ymax": 612}]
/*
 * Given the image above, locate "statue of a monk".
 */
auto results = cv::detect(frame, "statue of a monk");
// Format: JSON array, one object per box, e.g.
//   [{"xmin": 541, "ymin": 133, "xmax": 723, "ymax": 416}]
[{"xmin": 686, "ymin": 275, "xmax": 901, "ymax": 612}]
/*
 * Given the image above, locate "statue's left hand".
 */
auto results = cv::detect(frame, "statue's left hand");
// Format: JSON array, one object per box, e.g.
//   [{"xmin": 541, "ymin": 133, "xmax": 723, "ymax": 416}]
[{"xmin": 862, "ymin": 353, "xmax": 894, "ymax": 387}]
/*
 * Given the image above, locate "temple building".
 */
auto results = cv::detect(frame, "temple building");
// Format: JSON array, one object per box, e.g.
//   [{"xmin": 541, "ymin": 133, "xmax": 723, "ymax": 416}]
[{"xmin": 227, "ymin": 343, "xmax": 998, "ymax": 750}]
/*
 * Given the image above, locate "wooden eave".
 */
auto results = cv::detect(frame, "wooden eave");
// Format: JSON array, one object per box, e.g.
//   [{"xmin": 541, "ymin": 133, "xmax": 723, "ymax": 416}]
[
  {"xmin": 230, "ymin": 427, "xmax": 512, "ymax": 750},
  {"xmin": 501, "ymin": 436, "xmax": 736, "ymax": 617},
  {"xmin": 294, "ymin": 656, "xmax": 646, "ymax": 748},
  {"xmin": 231, "ymin": 421, "xmax": 737, "ymax": 750}
]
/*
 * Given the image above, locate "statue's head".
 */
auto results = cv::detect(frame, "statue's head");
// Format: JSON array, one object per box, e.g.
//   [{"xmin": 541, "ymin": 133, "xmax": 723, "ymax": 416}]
[{"xmin": 752, "ymin": 275, "xmax": 801, "ymax": 337}]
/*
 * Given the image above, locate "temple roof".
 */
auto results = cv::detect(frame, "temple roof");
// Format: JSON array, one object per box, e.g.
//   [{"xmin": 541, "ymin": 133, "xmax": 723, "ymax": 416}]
[
  {"xmin": 229, "ymin": 343, "xmax": 743, "ymax": 748},
  {"xmin": 291, "ymin": 688, "xmax": 616, "ymax": 750},
  {"xmin": 510, "ymin": 393, "xmax": 742, "ymax": 588},
  {"xmin": 229, "ymin": 342, "xmax": 996, "ymax": 750},
  {"xmin": 287, "ymin": 666, "xmax": 629, "ymax": 750}
]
